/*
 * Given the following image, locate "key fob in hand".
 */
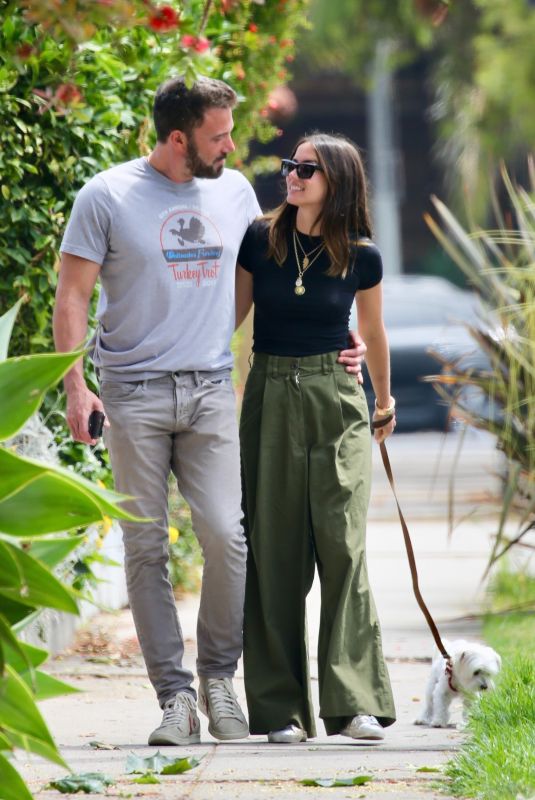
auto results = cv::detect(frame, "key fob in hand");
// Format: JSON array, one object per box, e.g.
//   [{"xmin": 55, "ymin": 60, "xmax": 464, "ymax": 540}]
[{"xmin": 88, "ymin": 410, "xmax": 105, "ymax": 439}]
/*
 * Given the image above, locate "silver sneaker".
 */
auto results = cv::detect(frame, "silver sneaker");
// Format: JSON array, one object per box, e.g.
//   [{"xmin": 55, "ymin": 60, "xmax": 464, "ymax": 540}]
[
  {"xmin": 148, "ymin": 691, "xmax": 200, "ymax": 746},
  {"xmin": 268, "ymin": 724, "xmax": 307, "ymax": 743},
  {"xmin": 198, "ymin": 677, "xmax": 249, "ymax": 740},
  {"xmin": 340, "ymin": 714, "xmax": 385, "ymax": 740}
]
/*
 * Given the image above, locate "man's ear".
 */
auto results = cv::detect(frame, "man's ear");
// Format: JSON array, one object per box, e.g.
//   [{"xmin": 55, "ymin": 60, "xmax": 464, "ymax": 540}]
[{"xmin": 169, "ymin": 130, "xmax": 187, "ymax": 150}]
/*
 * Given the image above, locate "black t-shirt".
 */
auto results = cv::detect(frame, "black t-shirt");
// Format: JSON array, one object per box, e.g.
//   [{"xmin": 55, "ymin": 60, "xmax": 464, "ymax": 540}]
[{"xmin": 238, "ymin": 219, "xmax": 383, "ymax": 356}]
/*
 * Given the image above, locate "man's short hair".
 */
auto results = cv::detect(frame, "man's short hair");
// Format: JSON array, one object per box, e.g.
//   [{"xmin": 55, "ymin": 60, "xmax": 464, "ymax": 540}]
[{"xmin": 153, "ymin": 76, "xmax": 237, "ymax": 142}]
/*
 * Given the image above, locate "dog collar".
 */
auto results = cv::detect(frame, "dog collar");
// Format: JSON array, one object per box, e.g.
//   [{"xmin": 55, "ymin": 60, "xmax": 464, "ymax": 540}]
[{"xmin": 445, "ymin": 658, "xmax": 458, "ymax": 693}]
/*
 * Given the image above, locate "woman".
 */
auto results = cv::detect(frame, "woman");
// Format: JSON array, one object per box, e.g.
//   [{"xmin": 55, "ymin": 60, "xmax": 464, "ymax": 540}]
[{"xmin": 235, "ymin": 133, "xmax": 396, "ymax": 744}]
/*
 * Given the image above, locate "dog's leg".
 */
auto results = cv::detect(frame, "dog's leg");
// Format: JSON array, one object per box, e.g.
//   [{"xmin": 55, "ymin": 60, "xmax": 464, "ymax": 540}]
[
  {"xmin": 414, "ymin": 673, "xmax": 436, "ymax": 726},
  {"xmin": 430, "ymin": 675, "xmax": 455, "ymax": 728},
  {"xmin": 457, "ymin": 696, "xmax": 473, "ymax": 730}
]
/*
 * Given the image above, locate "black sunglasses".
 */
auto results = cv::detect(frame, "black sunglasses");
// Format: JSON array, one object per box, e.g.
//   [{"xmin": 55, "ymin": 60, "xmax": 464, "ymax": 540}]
[{"xmin": 280, "ymin": 159, "xmax": 324, "ymax": 179}]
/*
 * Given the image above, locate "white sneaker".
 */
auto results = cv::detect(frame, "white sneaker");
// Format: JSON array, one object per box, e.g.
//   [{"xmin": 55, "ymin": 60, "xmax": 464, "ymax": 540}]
[
  {"xmin": 198, "ymin": 677, "xmax": 249, "ymax": 740},
  {"xmin": 340, "ymin": 715, "xmax": 385, "ymax": 740},
  {"xmin": 148, "ymin": 691, "xmax": 200, "ymax": 745},
  {"xmin": 268, "ymin": 724, "xmax": 307, "ymax": 743}
]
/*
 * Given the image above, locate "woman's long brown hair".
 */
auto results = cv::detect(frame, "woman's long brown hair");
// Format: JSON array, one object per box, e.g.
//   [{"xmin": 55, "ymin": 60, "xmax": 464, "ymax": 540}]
[{"xmin": 265, "ymin": 132, "xmax": 373, "ymax": 278}]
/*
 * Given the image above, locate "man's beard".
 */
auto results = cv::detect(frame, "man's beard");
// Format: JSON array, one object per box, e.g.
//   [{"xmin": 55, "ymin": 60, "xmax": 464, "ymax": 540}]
[{"xmin": 186, "ymin": 139, "xmax": 225, "ymax": 179}]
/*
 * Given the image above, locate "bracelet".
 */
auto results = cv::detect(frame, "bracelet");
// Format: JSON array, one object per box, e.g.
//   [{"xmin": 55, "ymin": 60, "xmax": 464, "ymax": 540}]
[{"xmin": 374, "ymin": 396, "xmax": 396, "ymax": 416}]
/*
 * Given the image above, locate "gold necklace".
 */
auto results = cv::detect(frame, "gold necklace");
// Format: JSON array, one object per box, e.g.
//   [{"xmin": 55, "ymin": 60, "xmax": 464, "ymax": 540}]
[
  {"xmin": 292, "ymin": 229, "xmax": 325, "ymax": 296},
  {"xmin": 294, "ymin": 229, "xmax": 325, "ymax": 268}
]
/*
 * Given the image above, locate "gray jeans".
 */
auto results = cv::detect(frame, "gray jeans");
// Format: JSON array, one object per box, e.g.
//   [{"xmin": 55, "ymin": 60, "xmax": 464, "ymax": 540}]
[{"xmin": 101, "ymin": 371, "xmax": 246, "ymax": 706}]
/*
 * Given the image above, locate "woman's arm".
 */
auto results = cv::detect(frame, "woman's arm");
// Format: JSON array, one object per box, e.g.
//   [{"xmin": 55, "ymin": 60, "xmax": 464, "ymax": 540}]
[
  {"xmin": 235, "ymin": 264, "xmax": 253, "ymax": 330},
  {"xmin": 355, "ymin": 282, "xmax": 396, "ymax": 441}
]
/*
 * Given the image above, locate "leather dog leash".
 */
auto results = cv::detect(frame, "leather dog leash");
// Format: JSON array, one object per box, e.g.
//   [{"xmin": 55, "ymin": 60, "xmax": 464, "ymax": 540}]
[{"xmin": 372, "ymin": 415, "xmax": 452, "ymax": 665}]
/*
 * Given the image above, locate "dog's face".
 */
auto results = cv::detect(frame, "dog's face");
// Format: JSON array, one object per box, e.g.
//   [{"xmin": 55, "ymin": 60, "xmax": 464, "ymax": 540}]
[{"xmin": 453, "ymin": 644, "xmax": 501, "ymax": 694}]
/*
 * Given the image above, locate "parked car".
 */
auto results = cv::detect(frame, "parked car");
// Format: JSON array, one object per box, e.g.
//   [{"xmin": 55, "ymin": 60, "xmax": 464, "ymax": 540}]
[{"xmin": 351, "ymin": 275, "xmax": 485, "ymax": 432}]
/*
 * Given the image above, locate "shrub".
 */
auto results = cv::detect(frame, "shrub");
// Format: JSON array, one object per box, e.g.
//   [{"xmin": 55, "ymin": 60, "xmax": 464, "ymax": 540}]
[
  {"xmin": 425, "ymin": 166, "xmax": 535, "ymax": 573},
  {"xmin": 0, "ymin": 301, "xmax": 137, "ymax": 799}
]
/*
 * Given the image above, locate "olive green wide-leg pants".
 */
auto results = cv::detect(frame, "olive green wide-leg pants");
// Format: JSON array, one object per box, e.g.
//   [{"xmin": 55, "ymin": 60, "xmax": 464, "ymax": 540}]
[{"xmin": 240, "ymin": 352, "xmax": 395, "ymax": 737}]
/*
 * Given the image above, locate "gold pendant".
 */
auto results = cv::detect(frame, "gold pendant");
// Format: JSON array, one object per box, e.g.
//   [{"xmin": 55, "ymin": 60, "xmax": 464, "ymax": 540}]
[
  {"xmin": 294, "ymin": 285, "xmax": 305, "ymax": 296},
  {"xmin": 302, "ymin": 256, "xmax": 309, "ymax": 269}
]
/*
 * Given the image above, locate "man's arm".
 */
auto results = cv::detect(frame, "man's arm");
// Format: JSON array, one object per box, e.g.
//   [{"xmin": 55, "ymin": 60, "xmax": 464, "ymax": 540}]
[
  {"xmin": 53, "ymin": 253, "xmax": 103, "ymax": 444},
  {"xmin": 338, "ymin": 329, "xmax": 367, "ymax": 382}
]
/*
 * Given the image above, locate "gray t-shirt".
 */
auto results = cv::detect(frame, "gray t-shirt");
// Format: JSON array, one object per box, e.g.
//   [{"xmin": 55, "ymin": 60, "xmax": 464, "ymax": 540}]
[{"xmin": 61, "ymin": 157, "xmax": 261, "ymax": 379}]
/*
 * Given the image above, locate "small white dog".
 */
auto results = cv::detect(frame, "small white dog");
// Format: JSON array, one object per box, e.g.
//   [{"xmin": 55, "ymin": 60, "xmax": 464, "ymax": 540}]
[{"xmin": 414, "ymin": 639, "xmax": 501, "ymax": 729}]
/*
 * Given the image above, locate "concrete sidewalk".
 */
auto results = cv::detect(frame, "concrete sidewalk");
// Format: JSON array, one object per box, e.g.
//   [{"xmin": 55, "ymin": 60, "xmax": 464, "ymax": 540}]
[{"xmin": 19, "ymin": 431, "xmax": 501, "ymax": 799}]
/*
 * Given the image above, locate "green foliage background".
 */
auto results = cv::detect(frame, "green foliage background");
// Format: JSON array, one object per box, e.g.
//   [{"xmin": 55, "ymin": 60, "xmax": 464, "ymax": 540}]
[
  {"xmin": 304, "ymin": 0, "xmax": 535, "ymax": 217},
  {"xmin": 0, "ymin": 0, "xmax": 306, "ymax": 358}
]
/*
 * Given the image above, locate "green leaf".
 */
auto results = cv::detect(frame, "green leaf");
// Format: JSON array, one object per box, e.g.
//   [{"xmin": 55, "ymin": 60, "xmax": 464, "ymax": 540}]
[
  {"xmin": 0, "ymin": 351, "xmax": 83, "ymax": 440},
  {"xmin": 0, "ymin": 665, "xmax": 67, "ymax": 767},
  {"xmin": 27, "ymin": 535, "xmax": 83, "ymax": 569},
  {"xmin": 0, "ymin": 472, "xmax": 105, "ymax": 536},
  {"xmin": 301, "ymin": 775, "xmax": 373, "ymax": 787},
  {"xmin": 94, "ymin": 52, "xmax": 124, "ymax": 80},
  {"xmin": 88, "ymin": 740, "xmax": 120, "ymax": 750},
  {"xmin": 48, "ymin": 772, "xmax": 115, "ymax": 793},
  {"xmin": 125, "ymin": 750, "xmax": 202, "ymax": 775},
  {"xmin": 0, "ymin": 596, "xmax": 35, "ymax": 627},
  {"xmin": 133, "ymin": 773, "xmax": 161, "ymax": 784},
  {"xmin": 3, "ymin": 642, "xmax": 69, "ymax": 702},
  {"xmin": 3, "ymin": 639, "xmax": 47, "ymax": 673},
  {"xmin": 161, "ymin": 756, "xmax": 202, "ymax": 775},
  {"xmin": 0, "ymin": 612, "xmax": 33, "ymax": 676},
  {"xmin": 0, "ymin": 448, "xmax": 139, "ymax": 536},
  {"xmin": 0, "ymin": 730, "xmax": 13, "ymax": 750},
  {"xmin": 24, "ymin": 670, "xmax": 80, "ymax": 702},
  {"xmin": 0, "ymin": 300, "xmax": 22, "ymax": 362},
  {"xmin": 0, "ymin": 752, "xmax": 33, "ymax": 800},
  {"xmin": 0, "ymin": 541, "xmax": 78, "ymax": 614}
]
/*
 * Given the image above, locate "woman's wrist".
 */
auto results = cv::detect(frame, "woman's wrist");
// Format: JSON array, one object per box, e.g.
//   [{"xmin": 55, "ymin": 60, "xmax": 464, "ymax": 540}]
[{"xmin": 374, "ymin": 396, "xmax": 396, "ymax": 416}]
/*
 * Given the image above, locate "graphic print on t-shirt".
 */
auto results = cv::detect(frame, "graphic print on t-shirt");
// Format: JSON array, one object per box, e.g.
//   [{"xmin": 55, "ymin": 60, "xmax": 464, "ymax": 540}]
[{"xmin": 160, "ymin": 210, "xmax": 223, "ymax": 288}]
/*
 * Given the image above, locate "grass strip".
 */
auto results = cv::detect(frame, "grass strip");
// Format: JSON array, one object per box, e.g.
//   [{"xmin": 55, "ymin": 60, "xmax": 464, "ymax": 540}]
[{"xmin": 444, "ymin": 568, "xmax": 535, "ymax": 799}]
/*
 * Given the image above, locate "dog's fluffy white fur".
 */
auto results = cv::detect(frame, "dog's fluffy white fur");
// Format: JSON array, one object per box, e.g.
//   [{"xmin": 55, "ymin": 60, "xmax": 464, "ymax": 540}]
[{"xmin": 414, "ymin": 639, "xmax": 501, "ymax": 729}]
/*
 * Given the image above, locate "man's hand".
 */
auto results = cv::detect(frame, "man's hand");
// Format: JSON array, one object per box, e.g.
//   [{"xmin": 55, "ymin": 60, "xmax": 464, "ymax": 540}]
[
  {"xmin": 338, "ymin": 330, "xmax": 367, "ymax": 383},
  {"xmin": 66, "ymin": 385, "xmax": 107, "ymax": 445}
]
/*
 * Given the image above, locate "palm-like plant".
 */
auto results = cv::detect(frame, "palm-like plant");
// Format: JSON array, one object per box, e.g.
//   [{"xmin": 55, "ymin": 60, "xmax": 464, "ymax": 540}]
[{"xmin": 424, "ymin": 163, "xmax": 535, "ymax": 574}]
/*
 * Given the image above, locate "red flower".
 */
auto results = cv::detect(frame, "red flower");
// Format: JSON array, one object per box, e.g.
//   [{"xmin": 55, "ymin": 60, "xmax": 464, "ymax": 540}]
[
  {"xmin": 149, "ymin": 5, "xmax": 180, "ymax": 32},
  {"xmin": 248, "ymin": 23, "xmax": 258, "ymax": 33},
  {"xmin": 16, "ymin": 43, "xmax": 33, "ymax": 59},
  {"xmin": 221, "ymin": 0, "xmax": 239, "ymax": 12},
  {"xmin": 54, "ymin": 83, "xmax": 83, "ymax": 106},
  {"xmin": 181, "ymin": 34, "xmax": 210, "ymax": 53}
]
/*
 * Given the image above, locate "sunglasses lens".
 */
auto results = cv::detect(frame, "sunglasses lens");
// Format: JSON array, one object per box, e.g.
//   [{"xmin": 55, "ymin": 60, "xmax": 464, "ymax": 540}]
[
  {"xmin": 281, "ymin": 160, "xmax": 321, "ymax": 179},
  {"xmin": 280, "ymin": 160, "xmax": 292, "ymax": 177},
  {"xmin": 296, "ymin": 164, "xmax": 315, "ymax": 179}
]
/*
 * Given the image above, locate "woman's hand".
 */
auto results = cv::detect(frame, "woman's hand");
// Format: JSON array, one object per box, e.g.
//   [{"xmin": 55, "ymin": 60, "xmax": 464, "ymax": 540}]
[{"xmin": 372, "ymin": 411, "xmax": 396, "ymax": 443}]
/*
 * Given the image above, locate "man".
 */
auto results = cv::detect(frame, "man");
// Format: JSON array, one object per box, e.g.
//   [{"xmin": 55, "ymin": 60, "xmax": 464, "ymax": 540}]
[{"xmin": 54, "ymin": 76, "xmax": 364, "ymax": 746}]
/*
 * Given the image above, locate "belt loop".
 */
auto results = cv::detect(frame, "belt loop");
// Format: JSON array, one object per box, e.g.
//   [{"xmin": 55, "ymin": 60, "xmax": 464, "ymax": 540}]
[
  {"xmin": 321, "ymin": 353, "xmax": 328, "ymax": 374},
  {"xmin": 272, "ymin": 357, "xmax": 278, "ymax": 379},
  {"xmin": 193, "ymin": 370, "xmax": 200, "ymax": 386}
]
